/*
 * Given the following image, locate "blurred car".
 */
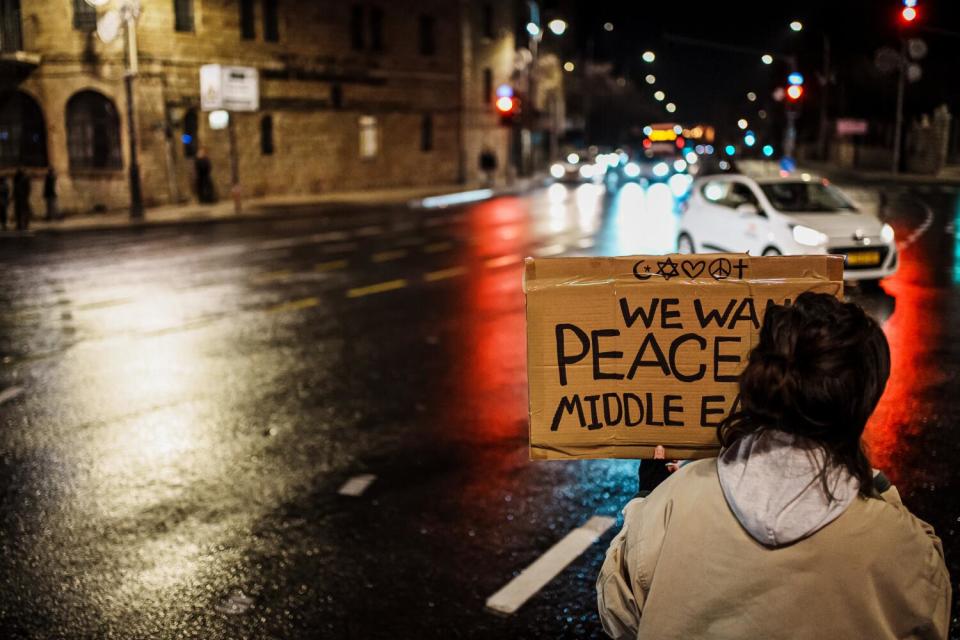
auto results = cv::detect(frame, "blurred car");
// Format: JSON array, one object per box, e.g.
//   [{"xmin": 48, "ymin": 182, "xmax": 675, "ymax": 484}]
[
  {"xmin": 677, "ymin": 173, "xmax": 898, "ymax": 282},
  {"xmin": 550, "ymin": 152, "xmax": 600, "ymax": 184}
]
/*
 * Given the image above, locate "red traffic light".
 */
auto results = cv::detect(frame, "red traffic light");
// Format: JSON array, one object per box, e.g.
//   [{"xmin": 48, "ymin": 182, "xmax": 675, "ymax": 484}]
[
  {"xmin": 900, "ymin": 6, "xmax": 917, "ymax": 22},
  {"xmin": 495, "ymin": 96, "xmax": 515, "ymax": 113},
  {"xmin": 786, "ymin": 85, "xmax": 804, "ymax": 101}
]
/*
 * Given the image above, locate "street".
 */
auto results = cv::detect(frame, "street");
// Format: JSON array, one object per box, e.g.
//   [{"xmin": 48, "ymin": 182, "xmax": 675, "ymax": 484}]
[{"xmin": 0, "ymin": 179, "xmax": 958, "ymax": 639}]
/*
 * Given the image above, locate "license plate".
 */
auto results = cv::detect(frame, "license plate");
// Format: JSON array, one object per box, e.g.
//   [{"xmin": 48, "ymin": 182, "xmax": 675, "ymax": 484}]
[{"xmin": 845, "ymin": 250, "xmax": 881, "ymax": 266}]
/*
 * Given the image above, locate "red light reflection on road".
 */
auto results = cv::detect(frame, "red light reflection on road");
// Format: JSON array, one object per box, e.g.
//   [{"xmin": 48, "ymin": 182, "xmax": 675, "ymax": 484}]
[{"xmin": 863, "ymin": 247, "xmax": 931, "ymax": 485}]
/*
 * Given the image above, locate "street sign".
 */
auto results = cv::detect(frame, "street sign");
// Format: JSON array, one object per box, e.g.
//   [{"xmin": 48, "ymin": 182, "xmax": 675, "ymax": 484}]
[
  {"xmin": 836, "ymin": 118, "xmax": 868, "ymax": 136},
  {"xmin": 200, "ymin": 64, "xmax": 259, "ymax": 112}
]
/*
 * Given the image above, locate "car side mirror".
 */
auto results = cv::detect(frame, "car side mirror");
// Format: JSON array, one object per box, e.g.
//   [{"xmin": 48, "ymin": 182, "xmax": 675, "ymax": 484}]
[{"xmin": 736, "ymin": 202, "xmax": 760, "ymax": 217}]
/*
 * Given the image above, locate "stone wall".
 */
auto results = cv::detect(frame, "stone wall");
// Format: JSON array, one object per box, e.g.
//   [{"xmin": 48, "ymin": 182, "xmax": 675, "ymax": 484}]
[{"xmin": 10, "ymin": 0, "xmax": 464, "ymax": 214}]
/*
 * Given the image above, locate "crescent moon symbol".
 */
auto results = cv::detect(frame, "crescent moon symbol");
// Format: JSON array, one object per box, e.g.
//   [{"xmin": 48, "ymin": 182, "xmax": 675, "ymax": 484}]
[{"xmin": 632, "ymin": 260, "xmax": 652, "ymax": 280}]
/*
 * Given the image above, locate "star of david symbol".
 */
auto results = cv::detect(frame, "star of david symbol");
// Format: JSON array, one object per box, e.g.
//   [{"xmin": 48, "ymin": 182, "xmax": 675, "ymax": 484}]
[{"xmin": 657, "ymin": 257, "xmax": 679, "ymax": 280}]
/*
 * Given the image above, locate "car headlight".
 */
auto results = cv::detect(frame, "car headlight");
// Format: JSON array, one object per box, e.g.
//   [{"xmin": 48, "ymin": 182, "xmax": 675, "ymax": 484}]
[
  {"xmin": 652, "ymin": 162, "xmax": 669, "ymax": 177},
  {"xmin": 550, "ymin": 163, "xmax": 565, "ymax": 179},
  {"xmin": 792, "ymin": 224, "xmax": 828, "ymax": 247},
  {"xmin": 623, "ymin": 162, "xmax": 640, "ymax": 178},
  {"xmin": 881, "ymin": 223, "xmax": 895, "ymax": 243},
  {"xmin": 673, "ymin": 159, "xmax": 688, "ymax": 172},
  {"xmin": 579, "ymin": 164, "xmax": 595, "ymax": 179},
  {"xmin": 668, "ymin": 173, "xmax": 692, "ymax": 197}
]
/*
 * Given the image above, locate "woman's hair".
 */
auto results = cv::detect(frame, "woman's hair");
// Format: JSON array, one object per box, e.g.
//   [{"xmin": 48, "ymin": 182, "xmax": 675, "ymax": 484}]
[{"xmin": 717, "ymin": 291, "xmax": 891, "ymax": 497}]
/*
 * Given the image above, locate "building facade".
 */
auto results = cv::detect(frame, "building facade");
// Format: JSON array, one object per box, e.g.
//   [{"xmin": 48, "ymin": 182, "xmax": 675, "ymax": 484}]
[{"xmin": 0, "ymin": 0, "xmax": 517, "ymax": 214}]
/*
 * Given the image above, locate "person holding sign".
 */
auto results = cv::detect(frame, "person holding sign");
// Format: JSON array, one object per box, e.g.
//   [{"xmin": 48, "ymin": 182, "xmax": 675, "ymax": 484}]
[{"xmin": 597, "ymin": 292, "xmax": 951, "ymax": 639}]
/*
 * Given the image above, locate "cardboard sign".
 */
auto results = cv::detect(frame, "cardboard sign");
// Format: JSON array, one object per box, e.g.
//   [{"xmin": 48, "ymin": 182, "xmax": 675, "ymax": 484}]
[{"xmin": 524, "ymin": 254, "xmax": 844, "ymax": 460}]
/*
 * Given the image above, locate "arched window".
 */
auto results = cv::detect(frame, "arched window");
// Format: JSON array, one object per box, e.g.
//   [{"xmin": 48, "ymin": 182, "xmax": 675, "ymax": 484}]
[
  {"xmin": 182, "ymin": 108, "xmax": 198, "ymax": 157},
  {"xmin": 260, "ymin": 115, "xmax": 274, "ymax": 155},
  {"xmin": 0, "ymin": 91, "xmax": 48, "ymax": 167},
  {"xmin": 66, "ymin": 90, "xmax": 122, "ymax": 170}
]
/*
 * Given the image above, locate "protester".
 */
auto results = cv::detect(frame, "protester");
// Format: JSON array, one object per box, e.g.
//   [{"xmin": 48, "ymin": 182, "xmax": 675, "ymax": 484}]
[
  {"xmin": 13, "ymin": 167, "xmax": 31, "ymax": 231},
  {"xmin": 43, "ymin": 167, "xmax": 58, "ymax": 221},
  {"xmin": 597, "ymin": 292, "xmax": 951, "ymax": 639},
  {"xmin": 0, "ymin": 174, "xmax": 9, "ymax": 231},
  {"xmin": 195, "ymin": 147, "xmax": 216, "ymax": 203}
]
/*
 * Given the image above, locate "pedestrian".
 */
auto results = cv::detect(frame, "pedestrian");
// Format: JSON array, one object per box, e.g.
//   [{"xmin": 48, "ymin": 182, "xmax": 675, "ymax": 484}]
[
  {"xmin": 0, "ymin": 174, "xmax": 9, "ymax": 231},
  {"xmin": 479, "ymin": 149, "xmax": 497, "ymax": 187},
  {"xmin": 195, "ymin": 147, "xmax": 216, "ymax": 204},
  {"xmin": 43, "ymin": 166, "xmax": 58, "ymax": 221},
  {"xmin": 597, "ymin": 292, "xmax": 951, "ymax": 640},
  {"xmin": 13, "ymin": 167, "xmax": 31, "ymax": 231}
]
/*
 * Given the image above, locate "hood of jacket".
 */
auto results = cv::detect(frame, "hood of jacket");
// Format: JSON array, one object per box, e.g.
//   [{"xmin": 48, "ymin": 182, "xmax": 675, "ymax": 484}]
[{"xmin": 717, "ymin": 429, "xmax": 860, "ymax": 547}]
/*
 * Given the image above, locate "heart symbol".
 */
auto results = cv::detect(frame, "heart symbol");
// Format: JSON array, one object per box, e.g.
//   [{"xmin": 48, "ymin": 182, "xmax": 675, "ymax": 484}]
[{"xmin": 681, "ymin": 260, "xmax": 705, "ymax": 278}]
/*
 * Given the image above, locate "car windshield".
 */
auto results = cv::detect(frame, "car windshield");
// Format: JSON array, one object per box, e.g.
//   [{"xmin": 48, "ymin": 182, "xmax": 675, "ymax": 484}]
[{"xmin": 759, "ymin": 182, "xmax": 856, "ymax": 212}]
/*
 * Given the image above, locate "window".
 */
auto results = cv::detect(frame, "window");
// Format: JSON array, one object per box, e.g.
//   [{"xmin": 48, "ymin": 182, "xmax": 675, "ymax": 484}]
[
  {"xmin": 759, "ymin": 182, "xmax": 856, "ymax": 213},
  {"xmin": 350, "ymin": 5, "xmax": 364, "ymax": 50},
  {"xmin": 260, "ymin": 115, "xmax": 274, "ymax": 155},
  {"xmin": 0, "ymin": 91, "xmax": 47, "ymax": 167},
  {"xmin": 482, "ymin": 68, "xmax": 492, "ymax": 105},
  {"xmin": 418, "ymin": 14, "xmax": 435, "ymax": 55},
  {"xmin": 66, "ymin": 91, "xmax": 122, "ymax": 170},
  {"xmin": 263, "ymin": 0, "xmax": 278, "ymax": 41},
  {"xmin": 0, "ymin": 0, "xmax": 23, "ymax": 52},
  {"xmin": 174, "ymin": 0, "xmax": 194, "ymax": 32},
  {"xmin": 330, "ymin": 84, "xmax": 343, "ymax": 109},
  {"xmin": 482, "ymin": 3, "xmax": 493, "ymax": 39},
  {"xmin": 240, "ymin": 0, "xmax": 255, "ymax": 39},
  {"xmin": 369, "ymin": 6, "xmax": 383, "ymax": 52},
  {"xmin": 702, "ymin": 181, "xmax": 759, "ymax": 210},
  {"xmin": 420, "ymin": 114, "xmax": 433, "ymax": 152},
  {"xmin": 73, "ymin": 0, "xmax": 96, "ymax": 31},
  {"xmin": 181, "ymin": 108, "xmax": 198, "ymax": 158},
  {"xmin": 358, "ymin": 115, "xmax": 378, "ymax": 159}
]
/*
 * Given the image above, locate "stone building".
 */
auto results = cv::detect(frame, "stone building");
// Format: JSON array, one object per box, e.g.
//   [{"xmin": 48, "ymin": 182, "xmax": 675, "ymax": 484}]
[{"xmin": 0, "ymin": 0, "xmax": 521, "ymax": 214}]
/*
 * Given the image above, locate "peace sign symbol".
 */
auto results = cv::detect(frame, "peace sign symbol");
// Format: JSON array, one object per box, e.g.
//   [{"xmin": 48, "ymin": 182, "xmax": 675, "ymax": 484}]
[{"xmin": 708, "ymin": 258, "xmax": 732, "ymax": 280}]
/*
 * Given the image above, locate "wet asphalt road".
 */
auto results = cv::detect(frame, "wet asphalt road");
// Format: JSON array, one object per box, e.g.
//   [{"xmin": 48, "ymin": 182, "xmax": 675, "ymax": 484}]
[{"xmin": 0, "ymin": 179, "xmax": 958, "ymax": 639}]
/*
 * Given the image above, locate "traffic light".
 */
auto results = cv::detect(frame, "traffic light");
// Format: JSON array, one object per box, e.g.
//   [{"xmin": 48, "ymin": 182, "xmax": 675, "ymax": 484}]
[
  {"xmin": 900, "ymin": 0, "xmax": 918, "ymax": 24},
  {"xmin": 786, "ymin": 71, "xmax": 804, "ymax": 102},
  {"xmin": 495, "ymin": 84, "xmax": 520, "ymax": 125}
]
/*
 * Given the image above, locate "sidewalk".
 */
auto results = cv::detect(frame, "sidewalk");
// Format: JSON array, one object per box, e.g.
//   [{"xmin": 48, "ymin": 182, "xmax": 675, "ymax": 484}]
[
  {"xmin": 13, "ymin": 177, "xmax": 547, "ymax": 235},
  {"xmin": 793, "ymin": 160, "xmax": 960, "ymax": 187}
]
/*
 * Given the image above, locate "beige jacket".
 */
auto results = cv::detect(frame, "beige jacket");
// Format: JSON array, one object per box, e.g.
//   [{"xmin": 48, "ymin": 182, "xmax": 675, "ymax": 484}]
[{"xmin": 597, "ymin": 458, "xmax": 951, "ymax": 639}]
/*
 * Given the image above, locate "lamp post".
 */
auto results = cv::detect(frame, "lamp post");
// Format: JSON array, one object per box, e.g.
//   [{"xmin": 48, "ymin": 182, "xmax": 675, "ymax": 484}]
[
  {"xmin": 524, "ymin": 3, "xmax": 565, "ymax": 174},
  {"xmin": 88, "ymin": 0, "xmax": 143, "ymax": 219}
]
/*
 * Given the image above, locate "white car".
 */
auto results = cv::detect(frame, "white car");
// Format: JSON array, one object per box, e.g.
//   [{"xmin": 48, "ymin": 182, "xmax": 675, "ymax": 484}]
[{"xmin": 677, "ymin": 173, "xmax": 898, "ymax": 282}]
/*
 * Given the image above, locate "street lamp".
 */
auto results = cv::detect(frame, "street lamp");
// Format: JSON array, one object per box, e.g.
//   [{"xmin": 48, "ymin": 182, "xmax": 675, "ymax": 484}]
[
  {"xmin": 747, "ymin": 91, "xmax": 757, "ymax": 102},
  {"xmin": 526, "ymin": 22, "xmax": 540, "ymax": 36},
  {"xmin": 645, "ymin": 74, "xmax": 656, "ymax": 84},
  {"xmin": 563, "ymin": 61, "xmax": 575, "ymax": 72},
  {"xmin": 547, "ymin": 19, "xmax": 567, "ymax": 35},
  {"xmin": 665, "ymin": 102, "xmax": 676, "ymax": 113},
  {"xmin": 654, "ymin": 90, "xmax": 665, "ymax": 101},
  {"xmin": 642, "ymin": 51, "xmax": 655, "ymax": 63},
  {"xmin": 761, "ymin": 54, "xmax": 773, "ymax": 64},
  {"xmin": 789, "ymin": 20, "xmax": 803, "ymax": 32},
  {"xmin": 737, "ymin": 118, "xmax": 748, "ymax": 130},
  {"xmin": 87, "ymin": 0, "xmax": 144, "ymax": 219},
  {"xmin": 603, "ymin": 22, "xmax": 614, "ymax": 32}
]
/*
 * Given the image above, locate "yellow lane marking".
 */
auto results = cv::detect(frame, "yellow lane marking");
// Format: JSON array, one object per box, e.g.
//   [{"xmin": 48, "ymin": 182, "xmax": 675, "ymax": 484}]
[
  {"xmin": 75, "ymin": 298, "xmax": 134, "ymax": 310},
  {"xmin": 424, "ymin": 266, "xmax": 468, "ymax": 282},
  {"xmin": 267, "ymin": 297, "xmax": 319, "ymax": 313},
  {"xmin": 372, "ymin": 249, "xmax": 408, "ymax": 263},
  {"xmin": 485, "ymin": 254, "xmax": 523, "ymax": 269},
  {"xmin": 424, "ymin": 241, "xmax": 453, "ymax": 253},
  {"xmin": 251, "ymin": 269, "xmax": 292, "ymax": 284},
  {"xmin": 315, "ymin": 259, "xmax": 348, "ymax": 272},
  {"xmin": 347, "ymin": 279, "xmax": 408, "ymax": 298}
]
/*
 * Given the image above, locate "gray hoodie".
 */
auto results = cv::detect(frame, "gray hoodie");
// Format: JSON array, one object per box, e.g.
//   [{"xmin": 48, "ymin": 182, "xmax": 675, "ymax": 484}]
[{"xmin": 717, "ymin": 429, "xmax": 860, "ymax": 547}]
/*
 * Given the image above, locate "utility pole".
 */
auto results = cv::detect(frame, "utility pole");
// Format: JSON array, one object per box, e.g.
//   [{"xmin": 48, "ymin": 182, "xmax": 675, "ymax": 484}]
[
  {"xmin": 891, "ymin": 38, "xmax": 906, "ymax": 174},
  {"xmin": 121, "ymin": 0, "xmax": 144, "ymax": 219},
  {"xmin": 817, "ymin": 34, "xmax": 831, "ymax": 160}
]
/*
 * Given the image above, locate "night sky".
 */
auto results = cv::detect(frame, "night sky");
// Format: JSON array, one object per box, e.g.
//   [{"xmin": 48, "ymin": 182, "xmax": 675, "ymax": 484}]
[{"xmin": 555, "ymin": 0, "xmax": 960, "ymax": 144}]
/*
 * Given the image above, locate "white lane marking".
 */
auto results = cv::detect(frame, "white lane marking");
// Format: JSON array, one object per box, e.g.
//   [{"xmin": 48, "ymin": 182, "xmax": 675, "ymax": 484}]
[
  {"xmin": 0, "ymin": 386, "xmax": 24, "ymax": 406},
  {"xmin": 418, "ymin": 189, "xmax": 493, "ymax": 209},
  {"xmin": 485, "ymin": 515, "xmax": 615, "ymax": 615},
  {"xmin": 338, "ymin": 474, "xmax": 377, "ymax": 496},
  {"xmin": 533, "ymin": 244, "xmax": 566, "ymax": 257},
  {"xmin": 900, "ymin": 197, "xmax": 935, "ymax": 250}
]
